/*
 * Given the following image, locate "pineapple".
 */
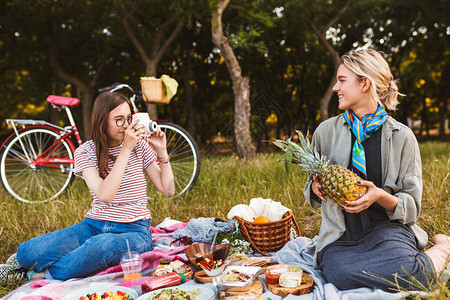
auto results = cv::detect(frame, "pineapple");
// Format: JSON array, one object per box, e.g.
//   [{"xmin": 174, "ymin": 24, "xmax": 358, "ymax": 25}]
[{"xmin": 273, "ymin": 130, "xmax": 367, "ymax": 206}]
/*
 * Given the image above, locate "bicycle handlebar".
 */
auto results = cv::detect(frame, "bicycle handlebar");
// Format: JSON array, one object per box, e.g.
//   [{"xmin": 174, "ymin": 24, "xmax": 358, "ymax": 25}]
[
  {"xmin": 98, "ymin": 83, "xmax": 145, "ymax": 113},
  {"xmin": 98, "ymin": 83, "xmax": 135, "ymax": 94}
]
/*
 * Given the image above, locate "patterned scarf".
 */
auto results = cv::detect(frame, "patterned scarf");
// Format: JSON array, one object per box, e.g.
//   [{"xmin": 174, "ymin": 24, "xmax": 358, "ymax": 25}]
[{"xmin": 344, "ymin": 105, "xmax": 388, "ymax": 178}]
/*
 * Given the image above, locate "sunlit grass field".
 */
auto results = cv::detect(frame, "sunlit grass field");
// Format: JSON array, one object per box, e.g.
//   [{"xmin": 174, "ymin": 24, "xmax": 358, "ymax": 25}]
[{"xmin": 0, "ymin": 142, "xmax": 449, "ymax": 297}]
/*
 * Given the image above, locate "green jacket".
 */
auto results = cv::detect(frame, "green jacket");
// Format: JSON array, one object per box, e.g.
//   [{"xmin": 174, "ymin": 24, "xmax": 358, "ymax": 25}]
[{"xmin": 303, "ymin": 114, "xmax": 427, "ymax": 268}]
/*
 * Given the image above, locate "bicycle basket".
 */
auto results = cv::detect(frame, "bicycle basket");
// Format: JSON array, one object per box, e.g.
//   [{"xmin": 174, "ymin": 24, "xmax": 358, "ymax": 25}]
[{"xmin": 140, "ymin": 78, "xmax": 170, "ymax": 105}]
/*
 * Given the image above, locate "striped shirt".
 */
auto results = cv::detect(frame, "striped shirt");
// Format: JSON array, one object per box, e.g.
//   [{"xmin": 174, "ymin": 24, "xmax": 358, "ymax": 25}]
[{"xmin": 74, "ymin": 140, "xmax": 156, "ymax": 223}]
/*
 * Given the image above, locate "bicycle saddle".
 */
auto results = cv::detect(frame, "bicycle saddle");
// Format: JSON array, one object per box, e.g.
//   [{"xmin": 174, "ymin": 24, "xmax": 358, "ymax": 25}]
[{"xmin": 47, "ymin": 95, "xmax": 80, "ymax": 108}]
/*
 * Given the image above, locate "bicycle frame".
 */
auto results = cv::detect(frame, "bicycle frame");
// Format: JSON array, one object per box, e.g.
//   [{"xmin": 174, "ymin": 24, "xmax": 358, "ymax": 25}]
[
  {"xmin": 30, "ymin": 128, "xmax": 77, "ymax": 169},
  {"xmin": 3, "ymin": 105, "xmax": 81, "ymax": 169}
]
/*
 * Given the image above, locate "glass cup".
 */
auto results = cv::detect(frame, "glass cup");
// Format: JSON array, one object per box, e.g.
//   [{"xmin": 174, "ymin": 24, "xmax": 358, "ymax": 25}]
[{"xmin": 120, "ymin": 251, "xmax": 143, "ymax": 281}]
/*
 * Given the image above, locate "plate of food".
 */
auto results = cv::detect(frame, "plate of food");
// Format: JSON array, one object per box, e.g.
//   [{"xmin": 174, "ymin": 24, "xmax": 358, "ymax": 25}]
[
  {"xmin": 136, "ymin": 284, "xmax": 215, "ymax": 300},
  {"xmin": 213, "ymin": 266, "xmax": 261, "ymax": 291},
  {"xmin": 61, "ymin": 284, "xmax": 138, "ymax": 300}
]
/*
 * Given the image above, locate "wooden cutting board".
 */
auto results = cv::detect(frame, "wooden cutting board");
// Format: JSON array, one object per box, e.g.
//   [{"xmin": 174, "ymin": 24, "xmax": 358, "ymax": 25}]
[
  {"xmin": 219, "ymin": 279, "xmax": 263, "ymax": 300},
  {"xmin": 267, "ymin": 272, "xmax": 314, "ymax": 297},
  {"xmin": 194, "ymin": 270, "xmax": 218, "ymax": 283}
]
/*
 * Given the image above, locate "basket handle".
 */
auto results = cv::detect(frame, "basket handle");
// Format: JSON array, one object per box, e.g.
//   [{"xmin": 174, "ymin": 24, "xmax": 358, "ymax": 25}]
[
  {"xmin": 238, "ymin": 218, "xmax": 269, "ymax": 256},
  {"xmin": 291, "ymin": 213, "xmax": 301, "ymax": 237}
]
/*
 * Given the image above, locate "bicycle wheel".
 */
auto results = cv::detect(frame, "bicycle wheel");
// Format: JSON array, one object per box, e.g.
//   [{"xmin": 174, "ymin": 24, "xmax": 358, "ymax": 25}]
[
  {"xmin": 0, "ymin": 127, "xmax": 75, "ymax": 203},
  {"xmin": 148, "ymin": 122, "xmax": 200, "ymax": 199}
]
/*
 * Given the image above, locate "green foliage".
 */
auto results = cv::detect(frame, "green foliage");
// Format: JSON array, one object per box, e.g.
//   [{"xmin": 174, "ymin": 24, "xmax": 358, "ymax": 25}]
[{"xmin": 228, "ymin": 26, "xmax": 267, "ymax": 53}]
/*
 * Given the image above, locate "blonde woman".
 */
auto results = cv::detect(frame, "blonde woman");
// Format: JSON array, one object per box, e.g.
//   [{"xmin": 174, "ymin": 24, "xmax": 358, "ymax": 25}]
[
  {"xmin": 305, "ymin": 49, "xmax": 449, "ymax": 291},
  {"xmin": 14, "ymin": 92, "xmax": 175, "ymax": 280}
]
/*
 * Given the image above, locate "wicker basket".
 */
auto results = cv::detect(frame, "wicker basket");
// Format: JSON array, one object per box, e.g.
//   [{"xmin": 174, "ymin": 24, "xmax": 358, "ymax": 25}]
[
  {"xmin": 140, "ymin": 78, "xmax": 170, "ymax": 104},
  {"xmin": 236, "ymin": 211, "xmax": 300, "ymax": 256}
]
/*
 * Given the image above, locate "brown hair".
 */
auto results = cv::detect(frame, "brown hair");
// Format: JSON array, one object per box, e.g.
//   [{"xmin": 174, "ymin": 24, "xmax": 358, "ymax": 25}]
[
  {"xmin": 340, "ymin": 49, "xmax": 401, "ymax": 110},
  {"xmin": 91, "ymin": 92, "xmax": 132, "ymax": 179}
]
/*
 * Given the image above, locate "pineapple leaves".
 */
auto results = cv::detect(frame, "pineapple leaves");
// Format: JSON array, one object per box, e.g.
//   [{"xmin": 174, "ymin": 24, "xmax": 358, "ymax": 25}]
[
  {"xmin": 272, "ymin": 140, "xmax": 287, "ymax": 151},
  {"xmin": 285, "ymin": 150, "xmax": 293, "ymax": 174},
  {"xmin": 272, "ymin": 129, "xmax": 331, "ymax": 175}
]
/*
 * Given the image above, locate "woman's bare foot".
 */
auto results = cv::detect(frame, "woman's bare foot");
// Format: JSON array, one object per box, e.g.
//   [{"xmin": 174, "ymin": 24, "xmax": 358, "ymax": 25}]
[
  {"xmin": 425, "ymin": 234, "xmax": 450, "ymax": 275},
  {"xmin": 432, "ymin": 234, "xmax": 450, "ymax": 246}
]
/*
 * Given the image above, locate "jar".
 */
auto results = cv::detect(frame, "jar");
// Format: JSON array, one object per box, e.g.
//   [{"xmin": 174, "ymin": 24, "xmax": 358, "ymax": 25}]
[{"xmin": 265, "ymin": 272, "xmax": 281, "ymax": 285}]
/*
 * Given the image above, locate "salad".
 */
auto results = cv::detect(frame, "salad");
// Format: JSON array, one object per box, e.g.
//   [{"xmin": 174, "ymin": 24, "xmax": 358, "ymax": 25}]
[{"xmin": 152, "ymin": 288, "xmax": 201, "ymax": 300}]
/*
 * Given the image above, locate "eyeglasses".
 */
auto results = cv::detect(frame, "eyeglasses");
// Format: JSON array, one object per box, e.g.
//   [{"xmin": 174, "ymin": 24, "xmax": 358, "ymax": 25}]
[{"xmin": 111, "ymin": 116, "xmax": 132, "ymax": 127}]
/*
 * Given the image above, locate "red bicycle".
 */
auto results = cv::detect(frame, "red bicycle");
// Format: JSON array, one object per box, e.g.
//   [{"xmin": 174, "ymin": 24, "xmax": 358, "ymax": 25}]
[{"xmin": 0, "ymin": 95, "xmax": 81, "ymax": 203}]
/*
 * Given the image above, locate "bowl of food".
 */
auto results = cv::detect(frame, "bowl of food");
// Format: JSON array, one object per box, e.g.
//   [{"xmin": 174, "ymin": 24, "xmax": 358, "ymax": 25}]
[
  {"xmin": 197, "ymin": 257, "xmax": 229, "ymax": 277},
  {"xmin": 186, "ymin": 243, "xmax": 230, "ymax": 268}
]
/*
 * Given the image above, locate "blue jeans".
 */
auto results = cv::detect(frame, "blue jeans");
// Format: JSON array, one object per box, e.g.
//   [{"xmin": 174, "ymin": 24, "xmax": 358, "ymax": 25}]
[{"xmin": 16, "ymin": 217, "xmax": 153, "ymax": 280}]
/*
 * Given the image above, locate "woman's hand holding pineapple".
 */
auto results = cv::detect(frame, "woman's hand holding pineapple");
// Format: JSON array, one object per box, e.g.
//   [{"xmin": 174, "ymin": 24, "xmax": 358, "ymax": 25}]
[
  {"xmin": 312, "ymin": 175, "xmax": 399, "ymax": 214},
  {"xmin": 341, "ymin": 180, "xmax": 398, "ymax": 214},
  {"xmin": 311, "ymin": 175, "xmax": 327, "ymax": 203}
]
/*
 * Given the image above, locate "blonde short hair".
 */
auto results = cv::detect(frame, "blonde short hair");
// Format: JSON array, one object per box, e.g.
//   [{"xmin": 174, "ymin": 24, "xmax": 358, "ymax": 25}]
[{"xmin": 340, "ymin": 49, "xmax": 400, "ymax": 110}]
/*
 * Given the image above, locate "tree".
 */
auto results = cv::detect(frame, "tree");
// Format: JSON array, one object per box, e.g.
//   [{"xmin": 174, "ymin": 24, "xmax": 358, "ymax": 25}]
[
  {"xmin": 112, "ymin": 0, "xmax": 186, "ymax": 120},
  {"xmin": 210, "ymin": 0, "xmax": 273, "ymax": 159}
]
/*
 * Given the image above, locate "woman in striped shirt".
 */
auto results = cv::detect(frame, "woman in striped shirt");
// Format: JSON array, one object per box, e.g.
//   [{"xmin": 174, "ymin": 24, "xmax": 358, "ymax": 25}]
[{"xmin": 16, "ymin": 92, "xmax": 174, "ymax": 280}]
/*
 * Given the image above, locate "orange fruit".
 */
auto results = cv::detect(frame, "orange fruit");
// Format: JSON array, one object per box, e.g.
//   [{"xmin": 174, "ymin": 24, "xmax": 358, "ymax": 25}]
[{"xmin": 254, "ymin": 216, "xmax": 270, "ymax": 223}]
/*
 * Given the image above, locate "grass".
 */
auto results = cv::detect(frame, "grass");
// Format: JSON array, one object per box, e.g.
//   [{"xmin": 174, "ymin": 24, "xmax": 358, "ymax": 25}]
[{"xmin": 0, "ymin": 141, "xmax": 449, "ymax": 297}]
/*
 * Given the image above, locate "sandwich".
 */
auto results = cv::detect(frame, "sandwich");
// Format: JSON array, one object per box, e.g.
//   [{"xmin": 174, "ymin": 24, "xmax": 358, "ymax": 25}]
[
  {"xmin": 279, "ymin": 271, "xmax": 303, "ymax": 288},
  {"xmin": 170, "ymin": 260, "xmax": 191, "ymax": 273},
  {"xmin": 153, "ymin": 264, "xmax": 173, "ymax": 276}
]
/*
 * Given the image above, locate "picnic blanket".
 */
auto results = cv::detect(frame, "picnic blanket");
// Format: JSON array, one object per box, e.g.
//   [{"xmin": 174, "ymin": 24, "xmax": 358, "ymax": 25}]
[{"xmin": 3, "ymin": 219, "xmax": 447, "ymax": 300}]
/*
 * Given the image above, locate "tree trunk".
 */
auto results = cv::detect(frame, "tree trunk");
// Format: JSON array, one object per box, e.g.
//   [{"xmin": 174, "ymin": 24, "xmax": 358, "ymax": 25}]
[
  {"xmin": 305, "ymin": 0, "xmax": 352, "ymax": 121},
  {"xmin": 319, "ymin": 74, "xmax": 338, "ymax": 121},
  {"xmin": 438, "ymin": 97, "xmax": 448, "ymax": 140},
  {"xmin": 145, "ymin": 62, "xmax": 158, "ymax": 120},
  {"xmin": 211, "ymin": 0, "xmax": 255, "ymax": 160},
  {"xmin": 80, "ymin": 87, "xmax": 94, "ymax": 140},
  {"xmin": 419, "ymin": 96, "xmax": 427, "ymax": 136},
  {"xmin": 438, "ymin": 65, "xmax": 449, "ymax": 140},
  {"xmin": 182, "ymin": 44, "xmax": 196, "ymax": 136}
]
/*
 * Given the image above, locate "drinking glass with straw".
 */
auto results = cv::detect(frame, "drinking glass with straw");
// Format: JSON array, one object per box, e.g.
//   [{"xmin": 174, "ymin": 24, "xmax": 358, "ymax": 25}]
[{"xmin": 120, "ymin": 239, "xmax": 144, "ymax": 281}]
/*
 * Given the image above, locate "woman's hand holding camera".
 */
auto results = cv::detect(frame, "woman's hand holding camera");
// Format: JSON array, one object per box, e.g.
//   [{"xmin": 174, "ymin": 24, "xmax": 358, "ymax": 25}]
[
  {"xmin": 123, "ymin": 119, "xmax": 144, "ymax": 151},
  {"xmin": 124, "ymin": 117, "xmax": 168, "ymax": 161},
  {"xmin": 146, "ymin": 128, "xmax": 168, "ymax": 157}
]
